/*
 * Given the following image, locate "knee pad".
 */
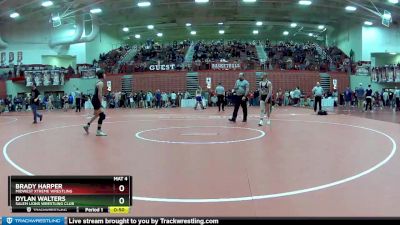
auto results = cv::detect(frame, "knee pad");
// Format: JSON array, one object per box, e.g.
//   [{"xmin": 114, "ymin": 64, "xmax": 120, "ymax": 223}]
[
  {"xmin": 98, "ymin": 112, "xmax": 106, "ymax": 124},
  {"xmin": 260, "ymin": 101, "xmax": 266, "ymax": 113}
]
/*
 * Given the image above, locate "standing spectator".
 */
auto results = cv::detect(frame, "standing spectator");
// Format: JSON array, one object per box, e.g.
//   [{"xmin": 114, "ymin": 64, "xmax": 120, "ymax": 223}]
[
  {"xmin": 355, "ymin": 83, "xmax": 365, "ymax": 111},
  {"xmin": 365, "ymin": 85, "xmax": 373, "ymax": 112},
  {"xmin": 344, "ymin": 87, "xmax": 352, "ymax": 109},
  {"xmin": 383, "ymin": 89, "xmax": 389, "ymax": 107},
  {"xmin": 30, "ymin": 83, "xmax": 43, "ymax": 124},
  {"xmin": 75, "ymin": 88, "xmax": 82, "ymax": 112},
  {"xmin": 395, "ymin": 87, "xmax": 400, "ymax": 111},
  {"xmin": 215, "ymin": 82, "xmax": 225, "ymax": 112},
  {"xmin": 171, "ymin": 91, "xmax": 177, "ymax": 107},
  {"xmin": 155, "ymin": 90, "xmax": 162, "ymax": 109}
]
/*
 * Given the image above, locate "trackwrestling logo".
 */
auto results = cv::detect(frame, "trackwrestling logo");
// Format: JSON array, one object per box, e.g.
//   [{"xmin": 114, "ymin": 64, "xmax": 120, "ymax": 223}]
[{"xmin": 6, "ymin": 218, "xmax": 12, "ymax": 225}]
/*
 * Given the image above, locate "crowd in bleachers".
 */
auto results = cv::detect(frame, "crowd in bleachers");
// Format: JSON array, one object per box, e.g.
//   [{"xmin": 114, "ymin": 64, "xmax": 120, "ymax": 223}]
[
  {"xmin": 264, "ymin": 40, "xmax": 351, "ymax": 72},
  {"xmin": 98, "ymin": 45, "xmax": 132, "ymax": 73}
]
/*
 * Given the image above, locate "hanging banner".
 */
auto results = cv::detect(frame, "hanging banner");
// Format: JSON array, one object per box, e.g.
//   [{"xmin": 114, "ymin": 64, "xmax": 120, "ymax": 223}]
[
  {"xmin": 0, "ymin": 52, "xmax": 5, "ymax": 65},
  {"xmin": 107, "ymin": 81, "xmax": 112, "ymax": 91},
  {"xmin": 9, "ymin": 52, "xmax": 14, "ymax": 64},
  {"xmin": 17, "ymin": 51, "xmax": 23, "ymax": 63},
  {"xmin": 206, "ymin": 77, "xmax": 212, "ymax": 89},
  {"xmin": 332, "ymin": 79, "xmax": 338, "ymax": 90},
  {"xmin": 211, "ymin": 62, "xmax": 241, "ymax": 70}
]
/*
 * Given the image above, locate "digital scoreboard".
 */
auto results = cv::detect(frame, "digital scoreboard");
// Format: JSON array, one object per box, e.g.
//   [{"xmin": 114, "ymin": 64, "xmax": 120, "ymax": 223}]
[{"xmin": 8, "ymin": 176, "xmax": 132, "ymax": 213}]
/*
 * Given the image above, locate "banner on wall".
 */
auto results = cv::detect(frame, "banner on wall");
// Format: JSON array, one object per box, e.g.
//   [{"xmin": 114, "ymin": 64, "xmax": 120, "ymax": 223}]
[
  {"xmin": 0, "ymin": 52, "xmax": 5, "ymax": 65},
  {"xmin": 107, "ymin": 81, "xmax": 112, "ymax": 91},
  {"xmin": 211, "ymin": 63, "xmax": 241, "ymax": 70},
  {"xmin": 206, "ymin": 77, "xmax": 212, "ymax": 89},
  {"xmin": 17, "ymin": 51, "xmax": 23, "ymax": 63},
  {"xmin": 9, "ymin": 52, "xmax": 14, "ymax": 64},
  {"xmin": 332, "ymin": 79, "xmax": 337, "ymax": 90},
  {"xmin": 149, "ymin": 64, "xmax": 176, "ymax": 71}
]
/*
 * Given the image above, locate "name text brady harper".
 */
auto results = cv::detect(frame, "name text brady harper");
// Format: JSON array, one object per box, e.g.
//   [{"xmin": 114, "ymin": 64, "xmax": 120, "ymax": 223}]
[{"xmin": 15, "ymin": 183, "xmax": 63, "ymax": 190}]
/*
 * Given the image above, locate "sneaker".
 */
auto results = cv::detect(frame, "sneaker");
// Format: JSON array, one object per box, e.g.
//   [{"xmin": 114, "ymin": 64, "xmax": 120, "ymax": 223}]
[
  {"xmin": 33, "ymin": 121, "xmax": 37, "ymax": 124},
  {"xmin": 96, "ymin": 130, "xmax": 107, "ymax": 136},
  {"xmin": 267, "ymin": 119, "xmax": 271, "ymax": 125},
  {"xmin": 39, "ymin": 115, "xmax": 43, "ymax": 122},
  {"xmin": 242, "ymin": 119, "xmax": 247, "ymax": 122},
  {"xmin": 228, "ymin": 118, "xmax": 236, "ymax": 122},
  {"xmin": 258, "ymin": 120, "xmax": 264, "ymax": 126},
  {"xmin": 83, "ymin": 125, "xmax": 90, "ymax": 134}
]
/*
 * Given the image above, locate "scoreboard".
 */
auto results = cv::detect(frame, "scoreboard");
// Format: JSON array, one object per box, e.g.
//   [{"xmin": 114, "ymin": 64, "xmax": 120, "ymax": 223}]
[{"xmin": 8, "ymin": 176, "xmax": 132, "ymax": 213}]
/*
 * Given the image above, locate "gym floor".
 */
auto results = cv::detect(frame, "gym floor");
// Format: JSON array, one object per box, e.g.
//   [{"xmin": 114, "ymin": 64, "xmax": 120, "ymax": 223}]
[{"xmin": 0, "ymin": 106, "xmax": 399, "ymax": 217}]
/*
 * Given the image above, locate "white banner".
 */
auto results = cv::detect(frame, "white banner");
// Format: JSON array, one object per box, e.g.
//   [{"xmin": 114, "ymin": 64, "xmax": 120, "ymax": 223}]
[
  {"xmin": 211, "ymin": 63, "xmax": 240, "ymax": 70},
  {"xmin": 149, "ymin": 64, "xmax": 176, "ymax": 71},
  {"xmin": 206, "ymin": 77, "xmax": 212, "ymax": 89}
]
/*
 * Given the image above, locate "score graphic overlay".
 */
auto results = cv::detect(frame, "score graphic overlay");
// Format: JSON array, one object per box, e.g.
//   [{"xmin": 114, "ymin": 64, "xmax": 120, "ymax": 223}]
[{"xmin": 8, "ymin": 176, "xmax": 132, "ymax": 213}]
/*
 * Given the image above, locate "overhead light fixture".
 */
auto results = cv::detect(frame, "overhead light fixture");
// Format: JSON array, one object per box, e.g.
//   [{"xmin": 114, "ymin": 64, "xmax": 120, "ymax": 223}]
[
  {"xmin": 191, "ymin": 31, "xmax": 197, "ymax": 35},
  {"xmin": 318, "ymin": 25, "xmax": 325, "ymax": 30},
  {"xmin": 390, "ymin": 52, "xmax": 397, "ymax": 55},
  {"xmin": 308, "ymin": 33, "xmax": 314, "ymax": 37},
  {"xmin": 256, "ymin": 21, "xmax": 263, "ymax": 26},
  {"xmin": 67, "ymin": 30, "xmax": 75, "ymax": 36},
  {"xmin": 219, "ymin": 30, "xmax": 225, "ymax": 34},
  {"xmin": 195, "ymin": 0, "xmax": 209, "ymax": 3},
  {"xmin": 283, "ymin": 31, "xmax": 289, "ymax": 36},
  {"xmin": 90, "ymin": 8, "xmax": 102, "ymax": 14},
  {"xmin": 388, "ymin": 0, "xmax": 399, "ymax": 3},
  {"xmin": 364, "ymin": 21, "xmax": 373, "ymax": 26},
  {"xmin": 298, "ymin": 0, "xmax": 312, "ymax": 5},
  {"xmin": 157, "ymin": 32, "xmax": 163, "ymax": 37},
  {"xmin": 186, "ymin": 23, "xmax": 192, "ymax": 27},
  {"xmin": 147, "ymin": 25, "xmax": 154, "ymax": 29},
  {"xmin": 290, "ymin": 23, "xmax": 297, "ymax": 28},
  {"xmin": 243, "ymin": 0, "xmax": 257, "ymax": 2},
  {"xmin": 253, "ymin": 30, "xmax": 259, "ymax": 34},
  {"xmin": 123, "ymin": 27, "xmax": 129, "ymax": 32},
  {"xmin": 51, "ymin": 16, "xmax": 60, "ymax": 21},
  {"xmin": 137, "ymin": 1, "xmax": 151, "ymax": 7},
  {"xmin": 41, "ymin": 1, "xmax": 53, "ymax": 7},
  {"xmin": 383, "ymin": 12, "xmax": 392, "ymax": 20},
  {"xmin": 218, "ymin": 22, "xmax": 224, "ymax": 25},
  {"xmin": 135, "ymin": 34, "xmax": 141, "ymax": 39},
  {"xmin": 345, "ymin": 6, "xmax": 357, "ymax": 11},
  {"xmin": 10, "ymin": 12, "xmax": 20, "ymax": 18}
]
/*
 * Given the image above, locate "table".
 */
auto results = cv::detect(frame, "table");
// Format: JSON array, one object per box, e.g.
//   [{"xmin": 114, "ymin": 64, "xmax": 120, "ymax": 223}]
[{"xmin": 180, "ymin": 99, "xmax": 208, "ymax": 108}]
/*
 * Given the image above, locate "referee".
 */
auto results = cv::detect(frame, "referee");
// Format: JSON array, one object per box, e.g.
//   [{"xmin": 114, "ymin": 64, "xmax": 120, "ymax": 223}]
[
  {"xmin": 229, "ymin": 73, "xmax": 250, "ymax": 122},
  {"xmin": 312, "ymin": 82, "xmax": 324, "ymax": 113}
]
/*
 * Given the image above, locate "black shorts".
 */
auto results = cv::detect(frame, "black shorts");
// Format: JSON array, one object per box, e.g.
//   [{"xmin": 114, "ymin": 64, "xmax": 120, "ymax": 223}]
[
  {"xmin": 260, "ymin": 95, "xmax": 272, "ymax": 104},
  {"xmin": 91, "ymin": 99, "xmax": 102, "ymax": 110}
]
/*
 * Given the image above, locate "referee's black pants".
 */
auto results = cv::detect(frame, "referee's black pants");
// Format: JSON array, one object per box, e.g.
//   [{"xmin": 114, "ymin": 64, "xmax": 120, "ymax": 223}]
[
  {"xmin": 314, "ymin": 96, "xmax": 322, "ymax": 112},
  {"xmin": 217, "ymin": 95, "xmax": 225, "ymax": 111},
  {"xmin": 232, "ymin": 95, "xmax": 247, "ymax": 121},
  {"xmin": 365, "ymin": 97, "xmax": 372, "ymax": 111}
]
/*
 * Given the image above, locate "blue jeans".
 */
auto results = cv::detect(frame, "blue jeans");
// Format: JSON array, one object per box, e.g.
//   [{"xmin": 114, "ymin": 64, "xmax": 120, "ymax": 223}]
[{"xmin": 31, "ymin": 104, "xmax": 42, "ymax": 122}]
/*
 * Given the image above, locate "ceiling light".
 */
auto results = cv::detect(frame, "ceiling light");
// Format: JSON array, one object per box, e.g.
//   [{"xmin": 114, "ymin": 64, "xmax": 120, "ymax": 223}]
[
  {"xmin": 123, "ymin": 27, "xmax": 129, "ymax": 32},
  {"xmin": 219, "ymin": 30, "xmax": 225, "ymax": 34},
  {"xmin": 345, "ymin": 6, "xmax": 357, "ymax": 11},
  {"xmin": 308, "ymin": 33, "xmax": 314, "ymax": 37},
  {"xmin": 253, "ymin": 30, "xmax": 259, "ymax": 34},
  {"xmin": 195, "ymin": 0, "xmax": 209, "ymax": 3},
  {"xmin": 256, "ymin": 21, "xmax": 263, "ymax": 26},
  {"xmin": 135, "ymin": 34, "xmax": 141, "ymax": 39},
  {"xmin": 191, "ymin": 31, "xmax": 197, "ymax": 35},
  {"xmin": 388, "ymin": 0, "xmax": 399, "ymax": 3},
  {"xmin": 51, "ymin": 16, "xmax": 60, "ymax": 21},
  {"xmin": 137, "ymin": 1, "xmax": 151, "ymax": 7},
  {"xmin": 290, "ymin": 23, "xmax": 297, "ymax": 28},
  {"xmin": 318, "ymin": 25, "xmax": 325, "ymax": 30},
  {"xmin": 67, "ymin": 30, "xmax": 75, "ymax": 36},
  {"xmin": 243, "ymin": 0, "xmax": 257, "ymax": 2},
  {"xmin": 390, "ymin": 52, "xmax": 397, "ymax": 55},
  {"xmin": 10, "ymin": 12, "xmax": 20, "ymax": 18},
  {"xmin": 186, "ymin": 23, "xmax": 192, "ymax": 27},
  {"xmin": 283, "ymin": 31, "xmax": 289, "ymax": 36},
  {"xmin": 218, "ymin": 22, "xmax": 224, "ymax": 25},
  {"xmin": 41, "ymin": 1, "xmax": 53, "ymax": 7},
  {"xmin": 147, "ymin": 25, "xmax": 154, "ymax": 29},
  {"xmin": 383, "ymin": 13, "xmax": 392, "ymax": 20},
  {"xmin": 157, "ymin": 33, "xmax": 163, "ymax": 37},
  {"xmin": 90, "ymin": 8, "xmax": 102, "ymax": 14},
  {"xmin": 364, "ymin": 21, "xmax": 373, "ymax": 26},
  {"xmin": 298, "ymin": 0, "xmax": 312, "ymax": 5}
]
